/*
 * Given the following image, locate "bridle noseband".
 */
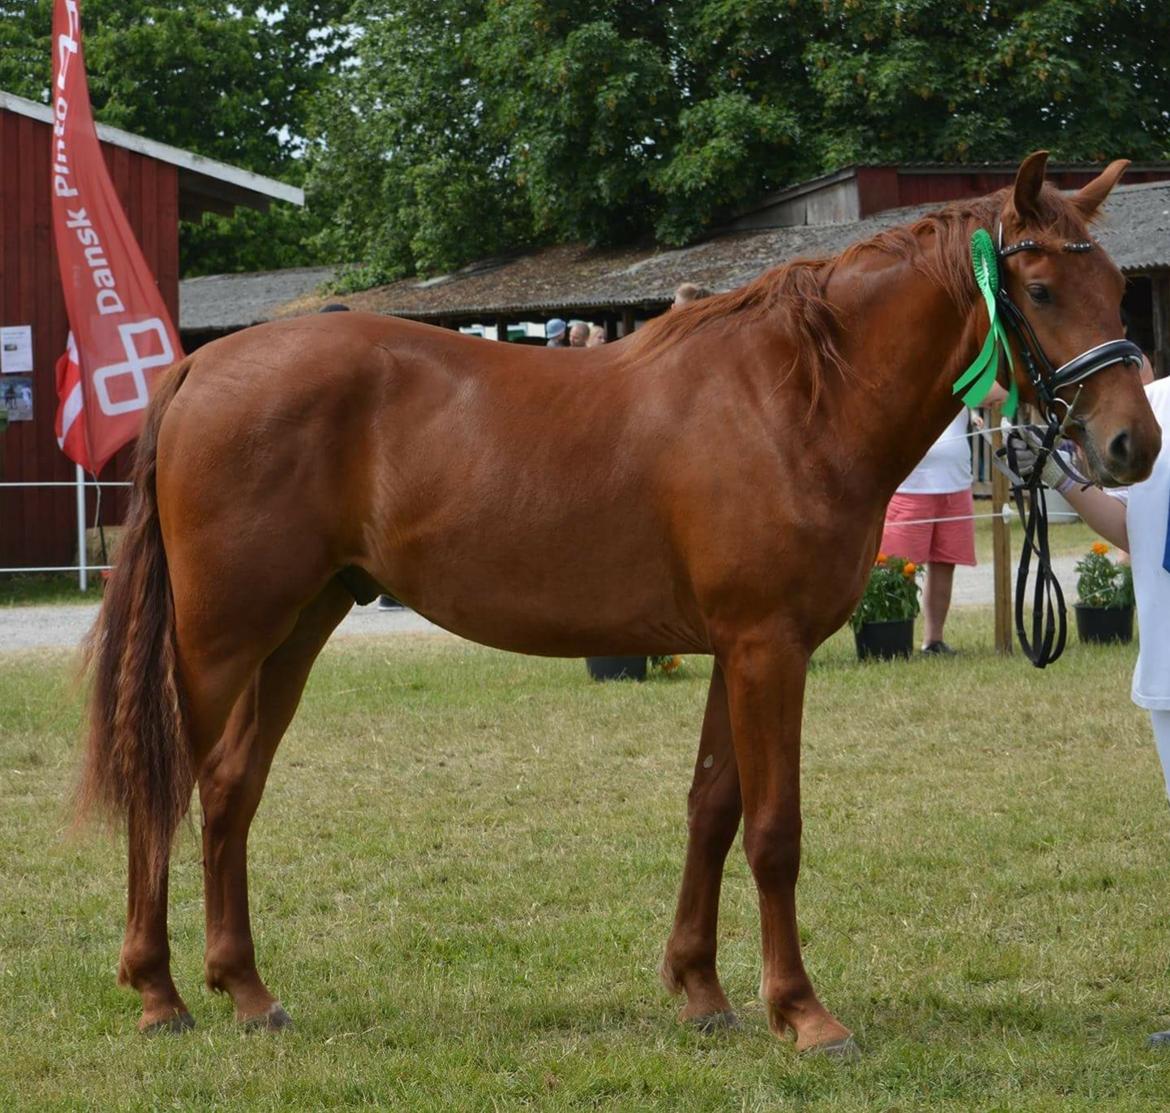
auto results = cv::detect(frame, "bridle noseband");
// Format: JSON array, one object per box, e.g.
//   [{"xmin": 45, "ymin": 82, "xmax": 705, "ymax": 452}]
[{"xmin": 983, "ymin": 223, "xmax": 1143, "ymax": 669}]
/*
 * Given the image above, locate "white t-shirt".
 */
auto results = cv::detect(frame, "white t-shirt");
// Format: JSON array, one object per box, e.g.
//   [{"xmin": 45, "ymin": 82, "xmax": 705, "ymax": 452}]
[
  {"xmin": 1106, "ymin": 378, "xmax": 1170, "ymax": 710},
  {"xmin": 897, "ymin": 409, "xmax": 973, "ymax": 495}
]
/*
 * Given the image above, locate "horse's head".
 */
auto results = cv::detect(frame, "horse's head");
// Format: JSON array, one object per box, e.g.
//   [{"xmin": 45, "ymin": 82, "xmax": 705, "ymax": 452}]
[{"xmin": 995, "ymin": 151, "xmax": 1159, "ymax": 487}]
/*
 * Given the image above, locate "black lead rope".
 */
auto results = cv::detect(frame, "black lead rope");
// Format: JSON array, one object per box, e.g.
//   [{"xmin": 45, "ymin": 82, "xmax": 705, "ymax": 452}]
[{"xmin": 1004, "ymin": 426, "xmax": 1067, "ymax": 668}]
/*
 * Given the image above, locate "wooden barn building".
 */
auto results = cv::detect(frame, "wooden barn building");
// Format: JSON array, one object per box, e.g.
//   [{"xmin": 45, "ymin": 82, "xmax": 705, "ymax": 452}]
[
  {"xmin": 0, "ymin": 91, "xmax": 302, "ymax": 570},
  {"xmin": 185, "ymin": 162, "xmax": 1170, "ymax": 380}
]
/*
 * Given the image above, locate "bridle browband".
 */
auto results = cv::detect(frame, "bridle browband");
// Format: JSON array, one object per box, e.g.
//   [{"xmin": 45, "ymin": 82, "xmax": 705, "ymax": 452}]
[
  {"xmin": 986, "ymin": 222, "xmax": 1143, "ymax": 668},
  {"xmin": 993, "ymin": 221, "xmax": 1143, "ymax": 427}
]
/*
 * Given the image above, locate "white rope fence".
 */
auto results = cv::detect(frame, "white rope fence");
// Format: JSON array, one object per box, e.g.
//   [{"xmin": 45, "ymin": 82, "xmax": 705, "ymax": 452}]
[
  {"xmin": 882, "ymin": 417, "xmax": 1079, "ymax": 527},
  {"xmin": 0, "ymin": 476, "xmax": 132, "ymax": 585}
]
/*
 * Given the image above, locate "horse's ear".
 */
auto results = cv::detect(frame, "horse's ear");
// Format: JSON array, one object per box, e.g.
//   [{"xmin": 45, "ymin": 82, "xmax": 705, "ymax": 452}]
[
  {"xmin": 1010, "ymin": 150, "xmax": 1050, "ymax": 221},
  {"xmin": 1071, "ymin": 159, "xmax": 1130, "ymax": 218}
]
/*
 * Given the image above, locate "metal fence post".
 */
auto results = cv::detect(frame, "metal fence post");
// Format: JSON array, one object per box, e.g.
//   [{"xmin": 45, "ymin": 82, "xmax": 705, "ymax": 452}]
[{"xmin": 75, "ymin": 463, "xmax": 88, "ymax": 592}]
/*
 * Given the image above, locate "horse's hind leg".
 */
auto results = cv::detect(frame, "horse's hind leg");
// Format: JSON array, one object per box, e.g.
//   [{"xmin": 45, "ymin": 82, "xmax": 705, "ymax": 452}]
[
  {"xmin": 198, "ymin": 579, "xmax": 352, "ymax": 1028},
  {"xmin": 118, "ymin": 821, "xmax": 193, "ymax": 1032},
  {"xmin": 660, "ymin": 663, "xmax": 742, "ymax": 1029}
]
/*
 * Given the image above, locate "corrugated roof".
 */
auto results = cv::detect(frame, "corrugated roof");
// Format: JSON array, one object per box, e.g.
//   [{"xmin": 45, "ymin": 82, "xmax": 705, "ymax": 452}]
[
  {"xmin": 178, "ymin": 180, "xmax": 1170, "ymax": 330},
  {"xmin": 180, "ymin": 266, "xmax": 337, "ymax": 332}
]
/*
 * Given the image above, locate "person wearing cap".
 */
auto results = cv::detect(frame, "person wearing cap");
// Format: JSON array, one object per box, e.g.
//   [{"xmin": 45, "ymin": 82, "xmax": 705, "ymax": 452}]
[{"xmin": 546, "ymin": 318, "xmax": 567, "ymax": 347}]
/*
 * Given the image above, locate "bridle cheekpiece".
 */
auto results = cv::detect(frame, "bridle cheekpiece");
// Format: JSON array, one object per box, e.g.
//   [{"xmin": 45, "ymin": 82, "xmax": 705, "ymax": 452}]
[
  {"xmin": 955, "ymin": 223, "xmax": 1143, "ymax": 427},
  {"xmin": 954, "ymin": 222, "xmax": 1144, "ymax": 670}
]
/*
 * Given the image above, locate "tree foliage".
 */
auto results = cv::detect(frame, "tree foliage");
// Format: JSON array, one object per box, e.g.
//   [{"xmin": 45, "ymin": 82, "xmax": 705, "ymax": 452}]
[
  {"xmin": 4, "ymin": 1, "xmax": 1169, "ymax": 284},
  {"xmin": 312, "ymin": 0, "xmax": 1170, "ymax": 286}
]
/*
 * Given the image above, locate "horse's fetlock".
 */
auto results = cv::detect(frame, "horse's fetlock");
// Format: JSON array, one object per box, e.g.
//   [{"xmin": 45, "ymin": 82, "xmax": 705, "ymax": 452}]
[
  {"xmin": 204, "ymin": 942, "xmax": 256, "ymax": 993},
  {"xmin": 664, "ymin": 931, "xmax": 715, "ymax": 982},
  {"xmin": 118, "ymin": 941, "xmax": 171, "ymax": 990}
]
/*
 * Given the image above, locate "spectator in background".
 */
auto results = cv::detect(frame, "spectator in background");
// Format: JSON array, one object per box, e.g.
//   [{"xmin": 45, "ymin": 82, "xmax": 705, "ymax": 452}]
[
  {"xmin": 880, "ymin": 385, "xmax": 1007, "ymax": 654},
  {"xmin": 673, "ymin": 282, "xmax": 712, "ymax": 308},
  {"xmin": 586, "ymin": 325, "xmax": 607, "ymax": 347},
  {"xmin": 569, "ymin": 321, "xmax": 591, "ymax": 348},
  {"xmin": 546, "ymin": 318, "xmax": 567, "ymax": 347}
]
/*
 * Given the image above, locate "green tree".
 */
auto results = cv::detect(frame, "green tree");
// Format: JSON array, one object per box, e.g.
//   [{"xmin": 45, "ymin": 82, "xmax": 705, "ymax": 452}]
[{"xmin": 311, "ymin": 0, "xmax": 1170, "ymax": 287}]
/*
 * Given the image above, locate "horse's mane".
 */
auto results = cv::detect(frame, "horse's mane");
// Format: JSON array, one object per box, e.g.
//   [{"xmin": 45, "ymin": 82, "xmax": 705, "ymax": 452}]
[{"xmin": 627, "ymin": 184, "xmax": 1091, "ymax": 409}]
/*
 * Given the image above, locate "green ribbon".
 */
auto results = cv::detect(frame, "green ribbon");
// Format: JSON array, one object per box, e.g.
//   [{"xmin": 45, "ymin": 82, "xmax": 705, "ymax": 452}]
[{"xmin": 953, "ymin": 228, "xmax": 1019, "ymax": 418}]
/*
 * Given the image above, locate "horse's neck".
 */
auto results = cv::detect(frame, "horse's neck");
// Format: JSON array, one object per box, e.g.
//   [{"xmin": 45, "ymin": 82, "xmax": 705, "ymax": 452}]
[{"xmin": 827, "ymin": 259, "xmax": 979, "ymax": 502}]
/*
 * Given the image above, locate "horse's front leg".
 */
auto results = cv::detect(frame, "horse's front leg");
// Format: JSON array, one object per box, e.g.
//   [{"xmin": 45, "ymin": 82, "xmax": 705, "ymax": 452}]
[
  {"xmin": 722, "ymin": 630, "xmax": 855, "ymax": 1056},
  {"xmin": 660, "ymin": 662, "xmax": 742, "ymax": 1029}
]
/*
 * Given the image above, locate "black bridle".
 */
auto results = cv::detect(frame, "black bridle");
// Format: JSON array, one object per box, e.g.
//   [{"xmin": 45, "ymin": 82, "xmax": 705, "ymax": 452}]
[{"xmin": 990, "ymin": 223, "xmax": 1143, "ymax": 668}]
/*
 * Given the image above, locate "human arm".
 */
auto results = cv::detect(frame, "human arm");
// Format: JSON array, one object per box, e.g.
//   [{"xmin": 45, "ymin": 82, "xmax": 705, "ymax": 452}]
[
  {"xmin": 969, "ymin": 383, "xmax": 1009, "ymax": 431},
  {"xmin": 1056, "ymin": 483, "xmax": 1129, "ymax": 552}
]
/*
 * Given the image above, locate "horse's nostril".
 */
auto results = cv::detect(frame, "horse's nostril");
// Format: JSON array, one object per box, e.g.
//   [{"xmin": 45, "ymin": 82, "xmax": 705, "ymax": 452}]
[{"xmin": 1109, "ymin": 430, "xmax": 1131, "ymax": 466}]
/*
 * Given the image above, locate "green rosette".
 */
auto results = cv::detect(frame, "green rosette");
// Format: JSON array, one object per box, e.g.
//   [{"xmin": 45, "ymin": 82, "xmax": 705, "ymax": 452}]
[{"xmin": 953, "ymin": 228, "xmax": 1018, "ymax": 418}]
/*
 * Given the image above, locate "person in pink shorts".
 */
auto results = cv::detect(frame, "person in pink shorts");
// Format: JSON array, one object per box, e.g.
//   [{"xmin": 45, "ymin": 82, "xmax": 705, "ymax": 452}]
[{"xmin": 881, "ymin": 386, "xmax": 1006, "ymax": 654}]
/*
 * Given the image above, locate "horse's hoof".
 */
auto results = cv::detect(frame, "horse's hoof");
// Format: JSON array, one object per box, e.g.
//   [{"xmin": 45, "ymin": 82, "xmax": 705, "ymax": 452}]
[
  {"xmin": 140, "ymin": 1011, "xmax": 195, "ymax": 1035},
  {"xmin": 800, "ymin": 1035, "xmax": 860, "ymax": 1062},
  {"xmin": 241, "ymin": 1001, "xmax": 293, "ymax": 1032},
  {"xmin": 1147, "ymin": 1030, "xmax": 1170, "ymax": 1048},
  {"xmin": 690, "ymin": 1010, "xmax": 740, "ymax": 1035}
]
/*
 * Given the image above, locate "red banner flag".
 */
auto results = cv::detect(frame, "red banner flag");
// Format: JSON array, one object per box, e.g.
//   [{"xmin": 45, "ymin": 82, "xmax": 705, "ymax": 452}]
[{"xmin": 50, "ymin": 0, "xmax": 182, "ymax": 474}]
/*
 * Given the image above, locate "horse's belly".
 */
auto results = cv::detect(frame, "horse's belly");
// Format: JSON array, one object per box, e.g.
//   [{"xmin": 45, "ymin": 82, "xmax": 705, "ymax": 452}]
[{"xmin": 388, "ymin": 543, "xmax": 706, "ymax": 658}]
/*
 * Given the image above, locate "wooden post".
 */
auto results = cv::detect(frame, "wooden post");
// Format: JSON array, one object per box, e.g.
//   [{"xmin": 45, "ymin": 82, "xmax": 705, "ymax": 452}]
[
  {"xmin": 496, "ymin": 318, "xmax": 509, "ymax": 343},
  {"xmin": 989, "ymin": 404, "xmax": 1012, "ymax": 654},
  {"xmin": 1151, "ymin": 273, "xmax": 1169, "ymax": 379},
  {"xmin": 621, "ymin": 308, "xmax": 635, "ymax": 338}
]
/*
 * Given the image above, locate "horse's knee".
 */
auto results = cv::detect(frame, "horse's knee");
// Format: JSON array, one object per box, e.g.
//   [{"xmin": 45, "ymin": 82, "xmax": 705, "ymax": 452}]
[{"xmin": 743, "ymin": 812, "xmax": 802, "ymax": 885}]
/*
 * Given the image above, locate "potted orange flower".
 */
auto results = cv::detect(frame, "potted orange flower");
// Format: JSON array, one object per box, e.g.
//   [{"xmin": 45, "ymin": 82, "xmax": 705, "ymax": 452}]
[
  {"xmin": 585, "ymin": 653, "xmax": 683, "ymax": 682},
  {"xmin": 1074, "ymin": 541, "xmax": 1135, "ymax": 644},
  {"xmin": 851, "ymin": 553, "xmax": 923, "ymax": 660}
]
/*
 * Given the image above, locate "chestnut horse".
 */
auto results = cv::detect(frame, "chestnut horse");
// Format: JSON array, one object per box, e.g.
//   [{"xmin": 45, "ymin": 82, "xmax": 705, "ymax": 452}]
[{"xmin": 79, "ymin": 153, "xmax": 1159, "ymax": 1054}]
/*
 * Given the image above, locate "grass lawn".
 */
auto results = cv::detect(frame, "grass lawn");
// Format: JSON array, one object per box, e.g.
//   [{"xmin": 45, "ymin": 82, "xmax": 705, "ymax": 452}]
[
  {"xmin": 2, "ymin": 609, "xmax": 1168, "ymax": 1110},
  {"xmin": 972, "ymin": 508, "xmax": 1098, "ymax": 564},
  {"xmin": 0, "ymin": 573, "xmax": 103, "ymax": 608}
]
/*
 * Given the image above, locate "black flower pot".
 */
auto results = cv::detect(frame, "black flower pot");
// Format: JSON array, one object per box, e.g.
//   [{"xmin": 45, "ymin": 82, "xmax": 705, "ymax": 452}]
[
  {"xmin": 1074, "ymin": 604, "xmax": 1134, "ymax": 645},
  {"xmin": 853, "ymin": 619, "xmax": 914, "ymax": 661},
  {"xmin": 585, "ymin": 656, "xmax": 647, "ymax": 681}
]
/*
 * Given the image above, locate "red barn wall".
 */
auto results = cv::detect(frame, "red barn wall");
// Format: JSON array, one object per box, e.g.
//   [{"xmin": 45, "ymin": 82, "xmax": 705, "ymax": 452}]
[
  {"xmin": 859, "ymin": 166, "xmax": 1170, "ymax": 215},
  {"xmin": 0, "ymin": 106, "xmax": 179, "ymax": 569}
]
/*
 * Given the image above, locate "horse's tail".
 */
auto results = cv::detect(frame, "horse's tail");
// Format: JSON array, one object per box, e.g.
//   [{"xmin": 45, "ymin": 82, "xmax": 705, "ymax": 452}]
[{"xmin": 76, "ymin": 356, "xmax": 194, "ymax": 891}]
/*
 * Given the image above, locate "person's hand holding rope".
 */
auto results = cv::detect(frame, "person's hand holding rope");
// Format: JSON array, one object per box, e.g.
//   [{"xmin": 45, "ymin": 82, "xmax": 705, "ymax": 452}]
[{"xmin": 1002, "ymin": 424, "xmax": 1080, "ymax": 494}]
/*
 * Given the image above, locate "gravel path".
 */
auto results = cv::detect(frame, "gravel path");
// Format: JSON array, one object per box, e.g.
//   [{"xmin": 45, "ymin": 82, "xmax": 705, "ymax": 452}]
[
  {"xmin": 0, "ymin": 555, "xmax": 1082, "ymax": 654},
  {"xmin": 0, "ymin": 600, "xmax": 448, "ymax": 654}
]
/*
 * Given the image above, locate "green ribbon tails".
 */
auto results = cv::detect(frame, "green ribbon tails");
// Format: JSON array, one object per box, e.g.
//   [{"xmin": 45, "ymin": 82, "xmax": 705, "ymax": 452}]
[{"xmin": 953, "ymin": 228, "xmax": 1019, "ymax": 418}]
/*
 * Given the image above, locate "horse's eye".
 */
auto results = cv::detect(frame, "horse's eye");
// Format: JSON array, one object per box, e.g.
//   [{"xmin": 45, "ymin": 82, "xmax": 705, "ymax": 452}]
[{"xmin": 1027, "ymin": 284, "xmax": 1051, "ymax": 305}]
